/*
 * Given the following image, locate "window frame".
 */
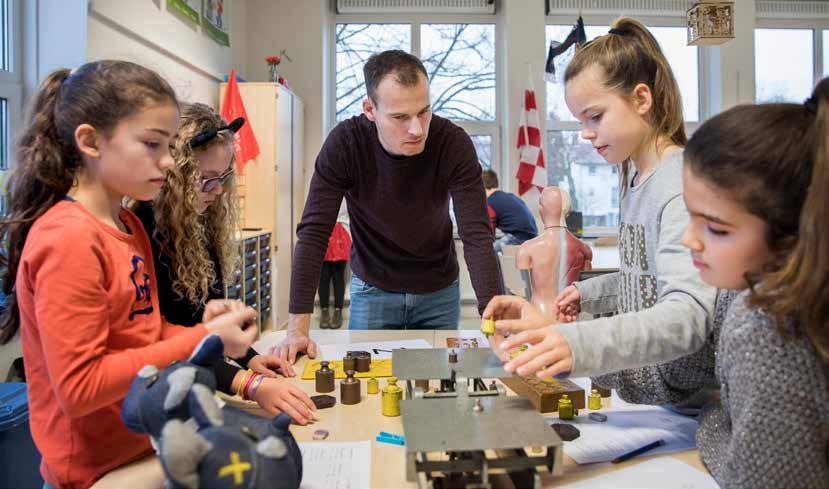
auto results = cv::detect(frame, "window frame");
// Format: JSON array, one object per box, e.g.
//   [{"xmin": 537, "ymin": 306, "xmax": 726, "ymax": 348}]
[
  {"xmin": 0, "ymin": 0, "xmax": 21, "ymax": 175},
  {"xmin": 544, "ymin": 13, "xmax": 706, "ymax": 236},
  {"xmin": 327, "ymin": 10, "xmax": 503, "ymax": 175}
]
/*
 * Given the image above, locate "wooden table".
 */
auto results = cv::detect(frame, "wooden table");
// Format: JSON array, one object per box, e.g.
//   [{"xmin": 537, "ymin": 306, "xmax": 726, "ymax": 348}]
[{"xmin": 92, "ymin": 330, "xmax": 708, "ymax": 488}]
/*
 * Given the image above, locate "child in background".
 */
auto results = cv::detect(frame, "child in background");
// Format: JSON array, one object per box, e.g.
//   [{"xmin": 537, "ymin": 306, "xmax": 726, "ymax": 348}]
[
  {"xmin": 681, "ymin": 80, "xmax": 828, "ymax": 488},
  {"xmin": 318, "ymin": 204, "xmax": 351, "ymax": 329},
  {"xmin": 134, "ymin": 103, "xmax": 315, "ymax": 424},
  {"xmin": 0, "ymin": 61, "xmax": 257, "ymax": 489},
  {"xmin": 486, "ymin": 18, "xmax": 725, "ymax": 404}
]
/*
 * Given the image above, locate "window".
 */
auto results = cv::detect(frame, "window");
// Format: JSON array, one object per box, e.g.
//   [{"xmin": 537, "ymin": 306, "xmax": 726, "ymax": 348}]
[
  {"xmin": 421, "ymin": 24, "xmax": 496, "ymax": 121},
  {"xmin": 0, "ymin": 97, "xmax": 7, "ymax": 170},
  {"xmin": 545, "ymin": 22, "xmax": 698, "ymax": 233},
  {"xmin": 0, "ymin": 0, "xmax": 20, "ymax": 211},
  {"xmin": 755, "ymin": 28, "xmax": 814, "ymax": 103},
  {"xmin": 469, "ymin": 134, "xmax": 492, "ymax": 170},
  {"xmin": 824, "ymin": 30, "xmax": 829, "ymax": 77},
  {"xmin": 335, "ymin": 24, "xmax": 410, "ymax": 122},
  {"xmin": 332, "ymin": 16, "xmax": 499, "ymax": 172}
]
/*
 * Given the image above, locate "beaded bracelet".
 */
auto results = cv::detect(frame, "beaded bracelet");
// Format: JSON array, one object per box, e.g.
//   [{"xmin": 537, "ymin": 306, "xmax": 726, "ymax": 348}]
[
  {"xmin": 241, "ymin": 370, "xmax": 258, "ymax": 400},
  {"xmin": 247, "ymin": 374, "xmax": 265, "ymax": 401},
  {"xmin": 236, "ymin": 370, "xmax": 253, "ymax": 398}
]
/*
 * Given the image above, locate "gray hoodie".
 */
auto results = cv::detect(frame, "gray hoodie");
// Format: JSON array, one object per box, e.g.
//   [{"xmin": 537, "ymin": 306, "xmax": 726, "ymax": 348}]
[{"xmin": 556, "ymin": 149, "xmax": 718, "ymax": 378}]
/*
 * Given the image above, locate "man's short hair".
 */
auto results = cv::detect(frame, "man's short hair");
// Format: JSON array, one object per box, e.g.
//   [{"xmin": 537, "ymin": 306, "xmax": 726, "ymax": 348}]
[
  {"xmin": 363, "ymin": 50, "xmax": 428, "ymax": 106},
  {"xmin": 482, "ymin": 170, "xmax": 499, "ymax": 189}
]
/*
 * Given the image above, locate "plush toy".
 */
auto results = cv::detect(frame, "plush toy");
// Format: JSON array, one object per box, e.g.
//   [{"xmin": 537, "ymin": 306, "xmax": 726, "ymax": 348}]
[{"xmin": 121, "ymin": 334, "xmax": 303, "ymax": 489}]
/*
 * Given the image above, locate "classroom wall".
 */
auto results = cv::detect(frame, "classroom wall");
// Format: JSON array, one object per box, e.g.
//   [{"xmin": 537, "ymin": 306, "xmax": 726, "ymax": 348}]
[
  {"xmin": 86, "ymin": 0, "xmax": 247, "ymax": 107},
  {"xmin": 243, "ymin": 0, "xmax": 329, "ymax": 195}
]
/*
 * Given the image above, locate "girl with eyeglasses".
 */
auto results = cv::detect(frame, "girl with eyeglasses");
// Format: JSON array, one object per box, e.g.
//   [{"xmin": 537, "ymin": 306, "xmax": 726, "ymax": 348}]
[{"xmin": 133, "ymin": 103, "xmax": 316, "ymax": 425}]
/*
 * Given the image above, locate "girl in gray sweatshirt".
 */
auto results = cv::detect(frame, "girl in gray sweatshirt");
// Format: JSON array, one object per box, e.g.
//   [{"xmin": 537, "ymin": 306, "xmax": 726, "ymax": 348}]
[{"xmin": 490, "ymin": 18, "xmax": 724, "ymax": 388}]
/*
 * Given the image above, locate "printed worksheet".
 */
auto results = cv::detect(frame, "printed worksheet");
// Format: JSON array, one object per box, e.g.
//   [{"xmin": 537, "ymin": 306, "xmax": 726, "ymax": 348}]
[{"xmin": 298, "ymin": 441, "xmax": 371, "ymax": 489}]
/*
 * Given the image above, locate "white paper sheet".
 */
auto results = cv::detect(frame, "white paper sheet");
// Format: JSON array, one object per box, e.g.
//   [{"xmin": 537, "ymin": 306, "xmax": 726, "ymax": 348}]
[
  {"xmin": 298, "ymin": 441, "xmax": 371, "ymax": 489},
  {"xmin": 556, "ymin": 457, "xmax": 720, "ymax": 489},
  {"xmin": 318, "ymin": 339, "xmax": 433, "ymax": 360},
  {"xmin": 547, "ymin": 406, "xmax": 698, "ymax": 464}
]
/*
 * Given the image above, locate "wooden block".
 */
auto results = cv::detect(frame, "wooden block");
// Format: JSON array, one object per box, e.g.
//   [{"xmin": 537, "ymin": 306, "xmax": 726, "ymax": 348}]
[
  {"xmin": 591, "ymin": 380, "xmax": 612, "ymax": 398},
  {"xmin": 446, "ymin": 337, "xmax": 480, "ymax": 348},
  {"xmin": 500, "ymin": 376, "xmax": 585, "ymax": 414}
]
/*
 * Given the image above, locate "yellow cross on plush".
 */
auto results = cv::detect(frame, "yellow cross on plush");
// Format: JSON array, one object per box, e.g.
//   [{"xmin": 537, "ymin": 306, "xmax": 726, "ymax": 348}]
[{"xmin": 218, "ymin": 451, "xmax": 251, "ymax": 486}]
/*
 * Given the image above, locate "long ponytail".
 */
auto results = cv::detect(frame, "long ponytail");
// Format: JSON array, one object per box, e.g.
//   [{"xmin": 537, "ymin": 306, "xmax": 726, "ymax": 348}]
[
  {"xmin": 0, "ymin": 69, "xmax": 76, "ymax": 344},
  {"xmin": 0, "ymin": 60, "xmax": 177, "ymax": 344},
  {"xmin": 756, "ymin": 78, "xmax": 829, "ymax": 360},
  {"xmin": 565, "ymin": 17, "xmax": 686, "ymax": 196}
]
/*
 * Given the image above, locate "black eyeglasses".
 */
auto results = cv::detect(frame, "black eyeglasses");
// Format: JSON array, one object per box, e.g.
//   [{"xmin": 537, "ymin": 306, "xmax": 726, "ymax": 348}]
[
  {"xmin": 201, "ymin": 166, "xmax": 235, "ymax": 192},
  {"xmin": 189, "ymin": 117, "xmax": 246, "ymax": 149}
]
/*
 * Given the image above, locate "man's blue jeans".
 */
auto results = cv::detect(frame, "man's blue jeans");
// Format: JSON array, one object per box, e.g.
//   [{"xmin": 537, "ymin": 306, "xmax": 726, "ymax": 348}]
[{"xmin": 348, "ymin": 274, "xmax": 460, "ymax": 330}]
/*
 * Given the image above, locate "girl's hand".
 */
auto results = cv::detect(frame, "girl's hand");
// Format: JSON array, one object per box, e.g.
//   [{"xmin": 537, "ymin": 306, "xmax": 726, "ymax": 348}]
[
  {"xmin": 248, "ymin": 354, "xmax": 296, "ymax": 378},
  {"xmin": 482, "ymin": 295, "xmax": 552, "ymax": 333},
  {"xmin": 203, "ymin": 299, "xmax": 247, "ymax": 323},
  {"xmin": 204, "ymin": 307, "xmax": 258, "ymax": 358},
  {"xmin": 499, "ymin": 327, "xmax": 574, "ymax": 379},
  {"xmin": 554, "ymin": 285, "xmax": 581, "ymax": 323},
  {"xmin": 252, "ymin": 378, "xmax": 317, "ymax": 425}
]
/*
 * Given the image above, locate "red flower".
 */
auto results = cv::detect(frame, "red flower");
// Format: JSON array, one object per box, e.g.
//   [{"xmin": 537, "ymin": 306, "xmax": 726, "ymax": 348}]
[{"xmin": 265, "ymin": 55, "xmax": 281, "ymax": 65}]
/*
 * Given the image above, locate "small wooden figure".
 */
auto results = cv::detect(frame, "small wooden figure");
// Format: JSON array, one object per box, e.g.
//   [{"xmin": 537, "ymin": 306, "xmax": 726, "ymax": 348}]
[
  {"xmin": 382, "ymin": 377, "xmax": 403, "ymax": 417},
  {"xmin": 315, "ymin": 361, "xmax": 335, "ymax": 393},
  {"xmin": 340, "ymin": 370, "xmax": 361, "ymax": 405}
]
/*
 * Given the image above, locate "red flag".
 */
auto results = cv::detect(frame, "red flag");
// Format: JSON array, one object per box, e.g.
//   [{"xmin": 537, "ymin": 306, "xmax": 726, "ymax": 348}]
[
  {"xmin": 515, "ymin": 69, "xmax": 547, "ymax": 196},
  {"xmin": 220, "ymin": 70, "xmax": 260, "ymax": 175}
]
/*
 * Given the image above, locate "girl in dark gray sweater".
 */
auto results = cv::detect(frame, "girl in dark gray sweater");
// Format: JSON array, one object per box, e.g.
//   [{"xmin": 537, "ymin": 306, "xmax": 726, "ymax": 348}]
[{"xmin": 679, "ymin": 78, "xmax": 829, "ymax": 488}]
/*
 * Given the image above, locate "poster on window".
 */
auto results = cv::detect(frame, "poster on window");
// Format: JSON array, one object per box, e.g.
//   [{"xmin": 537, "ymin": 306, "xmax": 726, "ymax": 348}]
[
  {"xmin": 203, "ymin": 0, "xmax": 229, "ymax": 46},
  {"xmin": 167, "ymin": 0, "xmax": 200, "ymax": 25}
]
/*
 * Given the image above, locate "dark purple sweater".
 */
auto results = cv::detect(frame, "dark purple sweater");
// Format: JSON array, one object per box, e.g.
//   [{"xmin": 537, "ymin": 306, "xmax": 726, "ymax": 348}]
[{"xmin": 289, "ymin": 114, "xmax": 501, "ymax": 315}]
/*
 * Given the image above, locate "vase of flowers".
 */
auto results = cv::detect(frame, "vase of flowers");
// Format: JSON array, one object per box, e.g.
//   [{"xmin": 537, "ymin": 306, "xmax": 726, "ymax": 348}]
[{"xmin": 266, "ymin": 55, "xmax": 281, "ymax": 83}]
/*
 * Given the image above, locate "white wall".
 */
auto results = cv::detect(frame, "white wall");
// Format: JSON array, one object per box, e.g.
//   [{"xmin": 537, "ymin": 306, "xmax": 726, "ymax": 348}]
[
  {"xmin": 244, "ymin": 0, "xmax": 328, "ymax": 193},
  {"xmin": 87, "ymin": 0, "xmax": 247, "ymax": 107}
]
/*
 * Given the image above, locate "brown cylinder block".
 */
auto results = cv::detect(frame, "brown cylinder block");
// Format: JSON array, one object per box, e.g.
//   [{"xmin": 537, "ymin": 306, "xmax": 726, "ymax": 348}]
[
  {"xmin": 340, "ymin": 370, "xmax": 361, "ymax": 405},
  {"xmin": 315, "ymin": 361, "xmax": 335, "ymax": 393}
]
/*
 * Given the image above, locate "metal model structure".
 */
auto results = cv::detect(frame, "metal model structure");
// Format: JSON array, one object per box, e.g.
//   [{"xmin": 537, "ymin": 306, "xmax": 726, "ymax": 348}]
[{"xmin": 392, "ymin": 348, "xmax": 563, "ymax": 489}]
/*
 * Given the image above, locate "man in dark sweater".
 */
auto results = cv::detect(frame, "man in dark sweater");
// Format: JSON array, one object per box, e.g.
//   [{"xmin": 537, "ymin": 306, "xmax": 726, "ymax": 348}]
[
  {"xmin": 275, "ymin": 50, "xmax": 501, "ymax": 364},
  {"xmin": 482, "ymin": 170, "xmax": 538, "ymax": 253}
]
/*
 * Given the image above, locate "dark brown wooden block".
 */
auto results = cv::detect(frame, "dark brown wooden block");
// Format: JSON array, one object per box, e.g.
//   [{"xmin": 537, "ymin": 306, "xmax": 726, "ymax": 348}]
[
  {"xmin": 591, "ymin": 380, "xmax": 612, "ymax": 398},
  {"xmin": 500, "ymin": 376, "xmax": 585, "ymax": 414}
]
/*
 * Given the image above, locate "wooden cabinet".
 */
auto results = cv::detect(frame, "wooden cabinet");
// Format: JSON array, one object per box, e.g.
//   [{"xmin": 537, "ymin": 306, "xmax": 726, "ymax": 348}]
[{"xmin": 219, "ymin": 82, "xmax": 305, "ymax": 330}]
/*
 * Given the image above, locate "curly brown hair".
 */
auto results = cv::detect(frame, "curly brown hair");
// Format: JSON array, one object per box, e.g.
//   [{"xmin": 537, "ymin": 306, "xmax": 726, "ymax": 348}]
[{"xmin": 147, "ymin": 103, "xmax": 240, "ymax": 306}]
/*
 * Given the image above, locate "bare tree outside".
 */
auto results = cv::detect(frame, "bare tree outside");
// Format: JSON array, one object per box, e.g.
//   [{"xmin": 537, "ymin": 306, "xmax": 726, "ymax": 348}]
[
  {"xmin": 335, "ymin": 23, "xmax": 496, "ymax": 169},
  {"xmin": 336, "ymin": 23, "xmax": 495, "ymax": 122},
  {"xmin": 421, "ymin": 24, "xmax": 496, "ymax": 121},
  {"xmin": 335, "ymin": 24, "xmax": 410, "ymax": 121}
]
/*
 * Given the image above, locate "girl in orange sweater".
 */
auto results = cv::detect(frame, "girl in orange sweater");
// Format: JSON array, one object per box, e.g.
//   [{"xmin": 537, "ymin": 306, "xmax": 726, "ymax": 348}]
[{"xmin": 0, "ymin": 61, "xmax": 257, "ymax": 489}]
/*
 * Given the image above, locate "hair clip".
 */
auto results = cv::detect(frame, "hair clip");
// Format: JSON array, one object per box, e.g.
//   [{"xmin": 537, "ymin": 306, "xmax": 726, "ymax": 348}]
[
  {"xmin": 608, "ymin": 28, "xmax": 627, "ymax": 36},
  {"xmin": 804, "ymin": 96, "xmax": 818, "ymax": 114},
  {"xmin": 189, "ymin": 117, "xmax": 245, "ymax": 149}
]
